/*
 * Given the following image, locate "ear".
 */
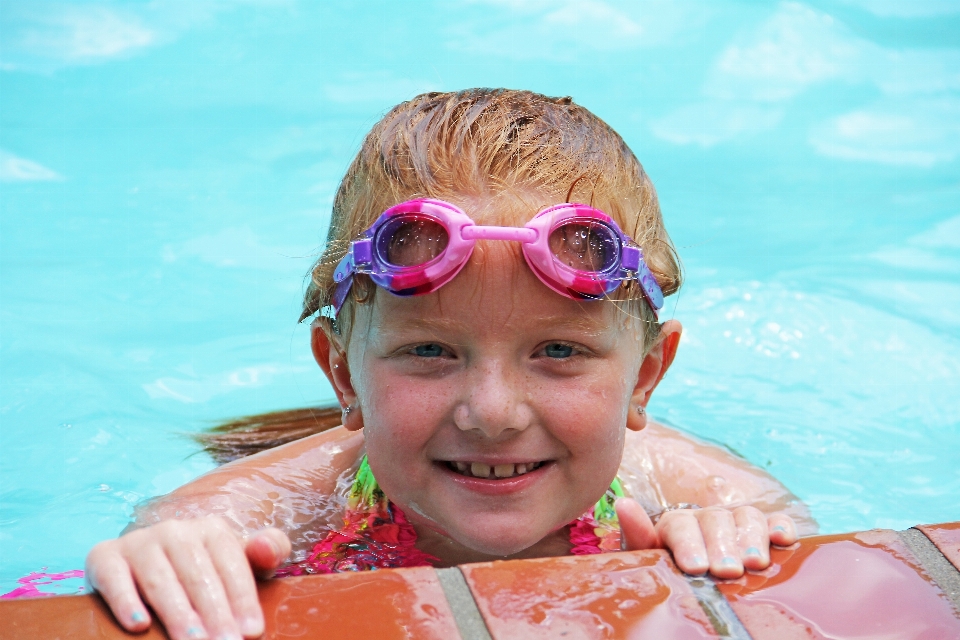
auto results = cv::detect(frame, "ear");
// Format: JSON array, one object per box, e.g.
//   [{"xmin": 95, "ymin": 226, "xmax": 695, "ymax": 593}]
[
  {"xmin": 626, "ymin": 319, "xmax": 682, "ymax": 432},
  {"xmin": 311, "ymin": 320, "xmax": 362, "ymax": 431}
]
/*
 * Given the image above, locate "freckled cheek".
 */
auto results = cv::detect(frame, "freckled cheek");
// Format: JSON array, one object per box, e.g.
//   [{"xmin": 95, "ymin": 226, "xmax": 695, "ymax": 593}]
[
  {"xmin": 361, "ymin": 373, "xmax": 455, "ymax": 442},
  {"xmin": 539, "ymin": 379, "xmax": 628, "ymax": 474},
  {"xmin": 540, "ymin": 378, "xmax": 629, "ymax": 431}
]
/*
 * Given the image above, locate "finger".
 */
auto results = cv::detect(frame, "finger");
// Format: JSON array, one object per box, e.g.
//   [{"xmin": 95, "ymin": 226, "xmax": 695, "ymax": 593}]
[
  {"xmin": 733, "ymin": 506, "xmax": 769, "ymax": 571},
  {"xmin": 129, "ymin": 544, "xmax": 209, "ymax": 640},
  {"xmin": 246, "ymin": 528, "xmax": 291, "ymax": 578},
  {"xmin": 696, "ymin": 508, "xmax": 743, "ymax": 579},
  {"xmin": 204, "ymin": 522, "xmax": 265, "ymax": 638},
  {"xmin": 85, "ymin": 542, "xmax": 152, "ymax": 632},
  {"xmin": 615, "ymin": 498, "xmax": 658, "ymax": 551},
  {"xmin": 656, "ymin": 511, "xmax": 709, "ymax": 575},
  {"xmin": 163, "ymin": 530, "xmax": 242, "ymax": 640},
  {"xmin": 768, "ymin": 514, "xmax": 798, "ymax": 547}
]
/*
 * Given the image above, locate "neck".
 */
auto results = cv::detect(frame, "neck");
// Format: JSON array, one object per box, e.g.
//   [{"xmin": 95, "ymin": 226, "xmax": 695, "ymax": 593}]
[{"xmin": 410, "ymin": 519, "xmax": 574, "ymax": 567}]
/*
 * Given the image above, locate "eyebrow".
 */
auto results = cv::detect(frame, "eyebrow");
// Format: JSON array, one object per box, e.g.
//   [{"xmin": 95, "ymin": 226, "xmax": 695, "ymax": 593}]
[{"xmin": 379, "ymin": 314, "xmax": 609, "ymax": 335}]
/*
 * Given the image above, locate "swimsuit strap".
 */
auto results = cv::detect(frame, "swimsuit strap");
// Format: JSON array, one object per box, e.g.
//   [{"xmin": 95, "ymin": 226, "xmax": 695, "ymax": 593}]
[{"xmin": 276, "ymin": 455, "xmax": 622, "ymax": 576}]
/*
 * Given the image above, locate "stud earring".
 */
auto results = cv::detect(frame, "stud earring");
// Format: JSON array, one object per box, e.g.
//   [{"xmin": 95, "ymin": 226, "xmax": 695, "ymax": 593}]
[{"xmin": 636, "ymin": 405, "xmax": 646, "ymax": 416}]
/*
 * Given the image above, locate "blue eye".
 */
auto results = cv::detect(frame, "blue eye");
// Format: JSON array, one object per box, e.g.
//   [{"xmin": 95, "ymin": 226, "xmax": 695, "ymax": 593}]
[
  {"xmin": 544, "ymin": 343, "xmax": 574, "ymax": 358},
  {"xmin": 414, "ymin": 344, "xmax": 444, "ymax": 357}
]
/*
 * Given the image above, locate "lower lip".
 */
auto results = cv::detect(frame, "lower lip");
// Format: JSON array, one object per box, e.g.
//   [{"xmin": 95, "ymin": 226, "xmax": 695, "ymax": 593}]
[{"xmin": 437, "ymin": 462, "xmax": 551, "ymax": 496}]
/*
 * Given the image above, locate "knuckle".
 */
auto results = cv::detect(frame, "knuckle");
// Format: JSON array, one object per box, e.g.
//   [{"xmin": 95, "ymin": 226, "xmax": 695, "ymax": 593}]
[
  {"xmin": 134, "ymin": 569, "xmax": 167, "ymax": 595},
  {"xmin": 179, "ymin": 570, "xmax": 213, "ymax": 593},
  {"xmin": 703, "ymin": 506, "xmax": 735, "ymax": 524},
  {"xmin": 207, "ymin": 518, "xmax": 238, "ymax": 544},
  {"xmin": 87, "ymin": 540, "xmax": 114, "ymax": 562}
]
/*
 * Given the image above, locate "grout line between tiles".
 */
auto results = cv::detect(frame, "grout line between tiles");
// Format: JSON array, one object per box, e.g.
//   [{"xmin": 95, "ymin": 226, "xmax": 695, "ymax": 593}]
[
  {"xmin": 899, "ymin": 528, "xmax": 960, "ymax": 617},
  {"xmin": 435, "ymin": 568, "xmax": 493, "ymax": 640},
  {"xmin": 686, "ymin": 575, "xmax": 754, "ymax": 640}
]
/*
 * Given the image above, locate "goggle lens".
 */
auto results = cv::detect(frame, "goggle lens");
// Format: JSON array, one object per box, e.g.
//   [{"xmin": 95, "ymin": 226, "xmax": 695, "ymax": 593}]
[
  {"xmin": 548, "ymin": 219, "xmax": 620, "ymax": 274},
  {"xmin": 377, "ymin": 215, "xmax": 449, "ymax": 268}
]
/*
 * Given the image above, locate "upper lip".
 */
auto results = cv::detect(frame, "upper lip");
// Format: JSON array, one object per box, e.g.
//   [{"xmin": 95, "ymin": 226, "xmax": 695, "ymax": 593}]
[{"xmin": 436, "ymin": 457, "xmax": 551, "ymax": 465}]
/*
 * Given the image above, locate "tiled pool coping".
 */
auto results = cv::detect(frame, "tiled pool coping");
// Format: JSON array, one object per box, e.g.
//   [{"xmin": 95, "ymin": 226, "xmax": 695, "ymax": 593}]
[{"xmin": 2, "ymin": 522, "xmax": 959, "ymax": 639}]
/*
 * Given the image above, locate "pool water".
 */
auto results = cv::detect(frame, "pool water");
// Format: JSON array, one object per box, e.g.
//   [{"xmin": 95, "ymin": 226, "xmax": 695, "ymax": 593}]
[{"xmin": 1, "ymin": 1, "xmax": 958, "ymax": 593}]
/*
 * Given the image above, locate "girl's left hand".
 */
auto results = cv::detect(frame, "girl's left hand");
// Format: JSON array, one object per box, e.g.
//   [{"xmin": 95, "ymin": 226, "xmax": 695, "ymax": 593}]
[{"xmin": 615, "ymin": 498, "xmax": 798, "ymax": 579}]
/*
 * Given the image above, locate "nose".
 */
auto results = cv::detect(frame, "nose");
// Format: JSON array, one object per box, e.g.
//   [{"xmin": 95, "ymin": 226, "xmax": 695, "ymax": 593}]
[{"xmin": 453, "ymin": 359, "xmax": 534, "ymax": 438}]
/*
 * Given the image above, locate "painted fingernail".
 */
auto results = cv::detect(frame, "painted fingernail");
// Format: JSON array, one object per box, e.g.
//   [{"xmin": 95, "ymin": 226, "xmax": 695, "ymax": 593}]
[
  {"xmin": 186, "ymin": 627, "xmax": 208, "ymax": 639},
  {"xmin": 772, "ymin": 525, "xmax": 786, "ymax": 533},
  {"xmin": 130, "ymin": 610, "xmax": 146, "ymax": 623},
  {"xmin": 744, "ymin": 547, "xmax": 761, "ymax": 557},
  {"xmin": 721, "ymin": 556, "xmax": 738, "ymax": 566}
]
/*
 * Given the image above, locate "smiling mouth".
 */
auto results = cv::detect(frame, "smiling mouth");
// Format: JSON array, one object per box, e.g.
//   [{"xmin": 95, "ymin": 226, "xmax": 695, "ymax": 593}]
[{"xmin": 444, "ymin": 461, "xmax": 546, "ymax": 479}]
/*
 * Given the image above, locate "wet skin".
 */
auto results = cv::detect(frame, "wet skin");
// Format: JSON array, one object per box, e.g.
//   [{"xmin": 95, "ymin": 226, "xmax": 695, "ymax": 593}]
[{"xmin": 85, "ymin": 195, "xmax": 806, "ymax": 639}]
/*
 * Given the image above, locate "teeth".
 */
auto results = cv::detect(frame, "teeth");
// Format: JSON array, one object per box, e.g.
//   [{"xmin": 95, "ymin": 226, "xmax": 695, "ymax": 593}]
[
  {"xmin": 494, "ymin": 464, "xmax": 515, "ymax": 478},
  {"xmin": 449, "ymin": 461, "xmax": 544, "ymax": 478},
  {"xmin": 471, "ymin": 462, "xmax": 491, "ymax": 478}
]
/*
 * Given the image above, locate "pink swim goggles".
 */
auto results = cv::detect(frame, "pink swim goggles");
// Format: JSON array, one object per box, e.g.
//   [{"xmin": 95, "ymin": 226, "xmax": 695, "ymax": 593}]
[{"xmin": 331, "ymin": 199, "xmax": 664, "ymax": 316}]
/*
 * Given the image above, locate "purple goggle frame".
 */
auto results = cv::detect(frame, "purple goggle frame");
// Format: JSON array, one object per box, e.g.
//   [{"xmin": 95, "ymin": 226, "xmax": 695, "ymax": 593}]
[{"xmin": 330, "ymin": 199, "xmax": 664, "ymax": 316}]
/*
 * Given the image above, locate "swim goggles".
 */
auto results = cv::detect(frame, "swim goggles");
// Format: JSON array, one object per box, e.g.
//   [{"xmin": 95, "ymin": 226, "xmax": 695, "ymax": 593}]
[{"xmin": 330, "ymin": 198, "xmax": 664, "ymax": 316}]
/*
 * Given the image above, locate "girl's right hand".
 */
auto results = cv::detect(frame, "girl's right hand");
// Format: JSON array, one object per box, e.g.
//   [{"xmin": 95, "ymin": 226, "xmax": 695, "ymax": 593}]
[{"xmin": 85, "ymin": 516, "xmax": 291, "ymax": 640}]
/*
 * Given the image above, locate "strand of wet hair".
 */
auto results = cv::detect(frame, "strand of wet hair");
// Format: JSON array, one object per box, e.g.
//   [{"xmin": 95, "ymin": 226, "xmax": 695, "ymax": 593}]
[{"xmin": 192, "ymin": 405, "xmax": 343, "ymax": 465}]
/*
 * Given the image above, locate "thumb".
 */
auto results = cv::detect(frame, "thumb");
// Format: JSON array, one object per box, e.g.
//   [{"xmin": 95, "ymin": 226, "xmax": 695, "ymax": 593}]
[
  {"xmin": 616, "ymin": 498, "xmax": 659, "ymax": 551},
  {"xmin": 244, "ymin": 528, "xmax": 291, "ymax": 578}
]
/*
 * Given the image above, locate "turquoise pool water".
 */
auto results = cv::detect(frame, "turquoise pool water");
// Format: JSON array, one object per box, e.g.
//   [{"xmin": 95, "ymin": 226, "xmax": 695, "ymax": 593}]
[{"xmin": 2, "ymin": 1, "xmax": 959, "ymax": 593}]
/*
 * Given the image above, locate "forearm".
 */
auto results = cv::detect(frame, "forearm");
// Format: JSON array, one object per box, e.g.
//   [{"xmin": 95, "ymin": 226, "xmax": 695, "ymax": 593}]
[
  {"xmin": 125, "ymin": 428, "xmax": 364, "ymax": 556},
  {"xmin": 622, "ymin": 423, "xmax": 818, "ymax": 535}
]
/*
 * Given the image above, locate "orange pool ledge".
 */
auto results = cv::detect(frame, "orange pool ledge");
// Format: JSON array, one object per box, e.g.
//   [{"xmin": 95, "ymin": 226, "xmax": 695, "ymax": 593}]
[{"xmin": 2, "ymin": 522, "xmax": 959, "ymax": 639}]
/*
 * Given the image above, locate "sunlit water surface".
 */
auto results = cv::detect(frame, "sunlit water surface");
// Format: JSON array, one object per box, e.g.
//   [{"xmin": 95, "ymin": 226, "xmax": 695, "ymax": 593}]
[{"xmin": 2, "ymin": 0, "xmax": 959, "ymax": 593}]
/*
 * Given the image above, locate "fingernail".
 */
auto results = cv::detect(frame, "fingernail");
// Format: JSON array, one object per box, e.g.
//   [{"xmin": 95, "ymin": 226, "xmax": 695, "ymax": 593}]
[
  {"xmin": 721, "ymin": 556, "xmax": 738, "ymax": 566},
  {"xmin": 186, "ymin": 627, "xmax": 207, "ymax": 639},
  {"xmin": 690, "ymin": 556, "xmax": 707, "ymax": 569},
  {"xmin": 772, "ymin": 525, "xmax": 786, "ymax": 533},
  {"xmin": 130, "ymin": 610, "xmax": 146, "ymax": 623},
  {"xmin": 239, "ymin": 616, "xmax": 263, "ymax": 636},
  {"xmin": 744, "ymin": 547, "xmax": 761, "ymax": 557}
]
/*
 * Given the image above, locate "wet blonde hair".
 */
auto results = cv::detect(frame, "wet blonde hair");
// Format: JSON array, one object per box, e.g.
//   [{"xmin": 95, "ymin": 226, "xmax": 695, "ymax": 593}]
[{"xmin": 302, "ymin": 88, "xmax": 681, "ymax": 349}]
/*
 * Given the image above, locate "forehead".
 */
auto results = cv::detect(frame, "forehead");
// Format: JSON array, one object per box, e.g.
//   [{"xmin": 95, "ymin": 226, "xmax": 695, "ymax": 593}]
[{"xmin": 439, "ymin": 189, "xmax": 627, "ymax": 229}]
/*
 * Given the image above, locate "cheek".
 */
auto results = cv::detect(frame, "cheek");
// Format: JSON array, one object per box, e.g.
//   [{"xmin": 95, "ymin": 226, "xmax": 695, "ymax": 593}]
[
  {"xmin": 543, "ymin": 376, "xmax": 631, "ymax": 468},
  {"xmin": 358, "ymin": 367, "xmax": 453, "ymax": 444}
]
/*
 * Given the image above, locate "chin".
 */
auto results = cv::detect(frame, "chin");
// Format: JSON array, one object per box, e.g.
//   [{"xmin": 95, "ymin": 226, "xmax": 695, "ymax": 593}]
[
  {"xmin": 443, "ymin": 514, "xmax": 562, "ymax": 558},
  {"xmin": 455, "ymin": 532, "xmax": 538, "ymax": 557}
]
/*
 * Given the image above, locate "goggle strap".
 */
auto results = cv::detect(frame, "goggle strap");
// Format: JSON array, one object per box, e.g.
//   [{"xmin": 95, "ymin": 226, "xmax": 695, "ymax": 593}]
[
  {"xmin": 332, "ymin": 274, "xmax": 353, "ymax": 315},
  {"xmin": 637, "ymin": 263, "xmax": 664, "ymax": 312}
]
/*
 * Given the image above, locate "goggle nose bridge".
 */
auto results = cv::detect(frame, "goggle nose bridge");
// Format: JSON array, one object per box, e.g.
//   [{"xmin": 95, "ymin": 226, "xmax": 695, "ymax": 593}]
[{"xmin": 460, "ymin": 225, "xmax": 539, "ymax": 244}]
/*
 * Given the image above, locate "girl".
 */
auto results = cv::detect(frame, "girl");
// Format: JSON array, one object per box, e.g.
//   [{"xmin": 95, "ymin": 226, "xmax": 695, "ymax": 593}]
[{"xmin": 86, "ymin": 89, "xmax": 815, "ymax": 640}]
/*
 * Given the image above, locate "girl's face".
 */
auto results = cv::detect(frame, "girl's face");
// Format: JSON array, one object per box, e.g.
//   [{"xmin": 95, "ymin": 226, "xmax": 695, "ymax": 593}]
[{"xmin": 323, "ymin": 196, "xmax": 664, "ymax": 560}]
